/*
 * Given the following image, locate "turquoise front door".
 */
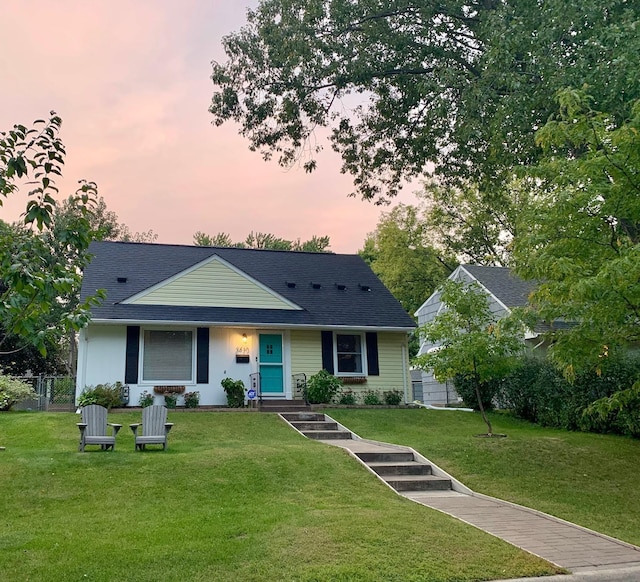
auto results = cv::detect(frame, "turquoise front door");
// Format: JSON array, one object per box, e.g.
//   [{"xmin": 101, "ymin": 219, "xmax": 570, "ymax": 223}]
[{"xmin": 259, "ymin": 334, "xmax": 284, "ymax": 395}]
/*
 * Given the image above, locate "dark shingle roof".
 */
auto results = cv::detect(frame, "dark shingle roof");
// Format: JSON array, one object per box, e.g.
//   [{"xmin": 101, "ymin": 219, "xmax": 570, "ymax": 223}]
[
  {"xmin": 461, "ymin": 265, "xmax": 537, "ymax": 308},
  {"xmin": 81, "ymin": 241, "xmax": 416, "ymax": 330}
]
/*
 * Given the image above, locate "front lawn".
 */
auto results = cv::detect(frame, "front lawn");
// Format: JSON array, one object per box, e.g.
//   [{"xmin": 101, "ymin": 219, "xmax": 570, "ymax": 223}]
[
  {"xmin": 0, "ymin": 411, "xmax": 559, "ymax": 582},
  {"xmin": 325, "ymin": 408, "xmax": 640, "ymax": 547}
]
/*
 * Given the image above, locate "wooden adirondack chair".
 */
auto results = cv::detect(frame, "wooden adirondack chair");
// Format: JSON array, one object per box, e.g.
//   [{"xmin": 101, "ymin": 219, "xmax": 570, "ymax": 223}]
[
  {"xmin": 129, "ymin": 405, "xmax": 174, "ymax": 451},
  {"xmin": 77, "ymin": 405, "xmax": 122, "ymax": 452}
]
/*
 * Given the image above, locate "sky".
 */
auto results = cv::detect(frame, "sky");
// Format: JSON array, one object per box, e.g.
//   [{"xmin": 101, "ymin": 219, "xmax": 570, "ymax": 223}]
[{"xmin": 1, "ymin": 1, "xmax": 419, "ymax": 254}]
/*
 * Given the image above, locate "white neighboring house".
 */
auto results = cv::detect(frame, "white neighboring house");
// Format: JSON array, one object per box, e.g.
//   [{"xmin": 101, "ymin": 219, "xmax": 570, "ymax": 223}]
[{"xmin": 415, "ymin": 264, "xmax": 539, "ymax": 405}]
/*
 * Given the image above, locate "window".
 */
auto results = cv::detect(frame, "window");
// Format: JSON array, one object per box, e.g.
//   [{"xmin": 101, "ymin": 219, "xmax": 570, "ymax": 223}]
[
  {"xmin": 335, "ymin": 333, "xmax": 365, "ymax": 375},
  {"xmin": 142, "ymin": 330, "xmax": 194, "ymax": 382}
]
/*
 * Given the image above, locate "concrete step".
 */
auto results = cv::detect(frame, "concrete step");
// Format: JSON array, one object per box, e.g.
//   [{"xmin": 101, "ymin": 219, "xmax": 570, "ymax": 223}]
[
  {"xmin": 281, "ymin": 412, "xmax": 325, "ymax": 422},
  {"xmin": 291, "ymin": 421, "xmax": 339, "ymax": 431},
  {"xmin": 259, "ymin": 399, "xmax": 310, "ymax": 413},
  {"xmin": 368, "ymin": 461, "xmax": 433, "ymax": 476},
  {"xmin": 303, "ymin": 430, "xmax": 353, "ymax": 440},
  {"xmin": 382, "ymin": 474, "xmax": 452, "ymax": 491},
  {"xmin": 355, "ymin": 451, "xmax": 415, "ymax": 463}
]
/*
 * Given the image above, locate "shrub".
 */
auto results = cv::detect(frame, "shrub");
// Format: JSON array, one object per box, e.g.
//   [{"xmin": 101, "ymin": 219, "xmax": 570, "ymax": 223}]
[
  {"xmin": 306, "ymin": 370, "xmax": 342, "ymax": 404},
  {"xmin": 139, "ymin": 390, "xmax": 154, "ymax": 407},
  {"xmin": 221, "ymin": 378, "xmax": 245, "ymax": 407},
  {"xmin": 0, "ymin": 373, "xmax": 37, "ymax": 411},
  {"xmin": 497, "ymin": 353, "xmax": 640, "ymax": 432},
  {"xmin": 337, "ymin": 389, "xmax": 357, "ymax": 405},
  {"xmin": 164, "ymin": 393, "xmax": 178, "ymax": 409},
  {"xmin": 453, "ymin": 374, "xmax": 501, "ymax": 411},
  {"xmin": 183, "ymin": 391, "xmax": 200, "ymax": 409},
  {"xmin": 580, "ymin": 382, "xmax": 640, "ymax": 438},
  {"xmin": 78, "ymin": 382, "xmax": 123, "ymax": 409},
  {"xmin": 383, "ymin": 389, "xmax": 403, "ymax": 405},
  {"xmin": 362, "ymin": 389, "xmax": 382, "ymax": 405}
]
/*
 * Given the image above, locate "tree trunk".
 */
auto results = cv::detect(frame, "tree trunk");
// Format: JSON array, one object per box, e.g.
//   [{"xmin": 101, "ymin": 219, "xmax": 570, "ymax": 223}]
[{"xmin": 472, "ymin": 360, "xmax": 493, "ymax": 435}]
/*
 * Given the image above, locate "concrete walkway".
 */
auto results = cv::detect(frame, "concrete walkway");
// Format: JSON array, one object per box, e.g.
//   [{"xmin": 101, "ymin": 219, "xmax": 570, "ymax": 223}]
[{"xmin": 315, "ymin": 430, "xmax": 640, "ymax": 580}]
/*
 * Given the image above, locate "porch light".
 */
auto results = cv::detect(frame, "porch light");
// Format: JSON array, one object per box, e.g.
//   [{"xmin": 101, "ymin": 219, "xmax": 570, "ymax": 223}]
[{"xmin": 242, "ymin": 333, "xmax": 248, "ymax": 343}]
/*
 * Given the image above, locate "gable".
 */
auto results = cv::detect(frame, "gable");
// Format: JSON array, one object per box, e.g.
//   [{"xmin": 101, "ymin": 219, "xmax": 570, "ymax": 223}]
[{"xmin": 123, "ymin": 255, "xmax": 301, "ymax": 310}]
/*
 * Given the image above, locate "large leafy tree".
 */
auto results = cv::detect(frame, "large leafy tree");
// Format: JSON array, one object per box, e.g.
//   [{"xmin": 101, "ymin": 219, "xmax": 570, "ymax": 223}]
[
  {"xmin": 55, "ymin": 195, "xmax": 158, "ymax": 244},
  {"xmin": 211, "ymin": 0, "xmax": 639, "ymax": 203},
  {"xmin": 0, "ymin": 114, "xmax": 102, "ymax": 359},
  {"xmin": 193, "ymin": 230, "xmax": 331, "ymax": 252},
  {"xmin": 414, "ymin": 280, "xmax": 526, "ymax": 435},
  {"xmin": 360, "ymin": 203, "xmax": 454, "ymax": 317},
  {"xmin": 514, "ymin": 90, "xmax": 640, "ymax": 377}
]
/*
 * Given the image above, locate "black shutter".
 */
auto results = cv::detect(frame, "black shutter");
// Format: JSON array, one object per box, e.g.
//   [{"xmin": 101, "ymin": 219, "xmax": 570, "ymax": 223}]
[
  {"xmin": 366, "ymin": 332, "xmax": 379, "ymax": 376},
  {"xmin": 196, "ymin": 327, "xmax": 209, "ymax": 384},
  {"xmin": 321, "ymin": 331, "xmax": 334, "ymax": 374},
  {"xmin": 125, "ymin": 326, "xmax": 140, "ymax": 384}
]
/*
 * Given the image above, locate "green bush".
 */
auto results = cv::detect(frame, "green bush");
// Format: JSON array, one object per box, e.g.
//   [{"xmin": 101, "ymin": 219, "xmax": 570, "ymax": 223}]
[
  {"xmin": 580, "ymin": 382, "xmax": 640, "ymax": 438},
  {"xmin": 164, "ymin": 393, "xmax": 178, "ymax": 409},
  {"xmin": 383, "ymin": 390, "xmax": 403, "ymax": 405},
  {"xmin": 362, "ymin": 389, "xmax": 382, "ymax": 405},
  {"xmin": 78, "ymin": 382, "xmax": 123, "ymax": 409},
  {"xmin": 0, "ymin": 373, "xmax": 36, "ymax": 411},
  {"xmin": 498, "ymin": 354, "xmax": 640, "ymax": 432},
  {"xmin": 306, "ymin": 370, "xmax": 342, "ymax": 404},
  {"xmin": 453, "ymin": 374, "xmax": 501, "ymax": 411},
  {"xmin": 221, "ymin": 378, "xmax": 245, "ymax": 407},
  {"xmin": 184, "ymin": 391, "xmax": 200, "ymax": 409},
  {"xmin": 337, "ymin": 389, "xmax": 357, "ymax": 405},
  {"xmin": 138, "ymin": 390, "xmax": 154, "ymax": 407}
]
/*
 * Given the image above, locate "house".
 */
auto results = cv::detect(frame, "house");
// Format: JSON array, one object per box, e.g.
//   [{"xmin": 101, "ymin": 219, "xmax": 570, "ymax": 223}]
[
  {"xmin": 76, "ymin": 241, "xmax": 416, "ymax": 406},
  {"xmin": 415, "ymin": 264, "xmax": 539, "ymax": 405}
]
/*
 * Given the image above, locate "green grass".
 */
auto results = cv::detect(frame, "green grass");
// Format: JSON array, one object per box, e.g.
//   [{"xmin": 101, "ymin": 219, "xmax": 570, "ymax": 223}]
[
  {"xmin": 0, "ymin": 411, "xmax": 559, "ymax": 582},
  {"xmin": 325, "ymin": 408, "xmax": 640, "ymax": 547}
]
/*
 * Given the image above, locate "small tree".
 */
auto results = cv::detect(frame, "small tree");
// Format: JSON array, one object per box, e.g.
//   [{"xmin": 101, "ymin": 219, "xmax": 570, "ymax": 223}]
[{"xmin": 414, "ymin": 280, "xmax": 527, "ymax": 435}]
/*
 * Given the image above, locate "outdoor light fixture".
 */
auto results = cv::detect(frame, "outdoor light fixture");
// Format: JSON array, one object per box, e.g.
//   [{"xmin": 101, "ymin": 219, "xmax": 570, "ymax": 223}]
[{"xmin": 242, "ymin": 333, "xmax": 248, "ymax": 342}]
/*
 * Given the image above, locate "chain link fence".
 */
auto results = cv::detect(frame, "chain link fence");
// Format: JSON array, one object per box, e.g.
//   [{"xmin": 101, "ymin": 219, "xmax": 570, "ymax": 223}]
[{"xmin": 13, "ymin": 376, "xmax": 76, "ymax": 412}]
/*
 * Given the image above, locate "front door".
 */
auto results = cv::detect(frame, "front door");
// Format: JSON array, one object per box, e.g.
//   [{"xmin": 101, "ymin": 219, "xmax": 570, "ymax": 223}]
[{"xmin": 259, "ymin": 334, "xmax": 284, "ymax": 395}]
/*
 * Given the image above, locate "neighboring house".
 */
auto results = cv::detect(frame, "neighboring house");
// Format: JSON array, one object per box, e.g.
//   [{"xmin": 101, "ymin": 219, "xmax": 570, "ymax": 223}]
[
  {"xmin": 76, "ymin": 241, "xmax": 416, "ymax": 406},
  {"xmin": 415, "ymin": 264, "xmax": 540, "ymax": 405}
]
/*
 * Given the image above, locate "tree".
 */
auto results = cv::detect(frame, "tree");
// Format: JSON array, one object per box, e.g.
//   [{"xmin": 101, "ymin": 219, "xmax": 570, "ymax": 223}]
[
  {"xmin": 211, "ymin": 1, "xmax": 640, "ymax": 203},
  {"xmin": 193, "ymin": 230, "xmax": 332, "ymax": 252},
  {"xmin": 360, "ymin": 202, "xmax": 454, "ymax": 317},
  {"xmin": 513, "ymin": 90, "xmax": 640, "ymax": 377},
  {"xmin": 414, "ymin": 280, "xmax": 526, "ymax": 435},
  {"xmin": 0, "ymin": 114, "xmax": 103, "ymax": 357},
  {"xmin": 55, "ymin": 195, "xmax": 157, "ymax": 243}
]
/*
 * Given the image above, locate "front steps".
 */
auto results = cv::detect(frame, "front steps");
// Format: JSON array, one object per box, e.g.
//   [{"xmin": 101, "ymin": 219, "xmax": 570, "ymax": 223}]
[
  {"xmin": 282, "ymin": 412, "xmax": 352, "ymax": 440},
  {"xmin": 259, "ymin": 399, "xmax": 310, "ymax": 413},
  {"xmin": 282, "ymin": 412, "xmax": 452, "ymax": 493},
  {"xmin": 356, "ymin": 451, "xmax": 452, "ymax": 492}
]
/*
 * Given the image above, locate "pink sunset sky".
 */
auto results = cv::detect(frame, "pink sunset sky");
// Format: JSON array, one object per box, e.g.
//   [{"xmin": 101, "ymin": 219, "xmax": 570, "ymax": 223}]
[{"xmin": 1, "ymin": 1, "xmax": 420, "ymax": 254}]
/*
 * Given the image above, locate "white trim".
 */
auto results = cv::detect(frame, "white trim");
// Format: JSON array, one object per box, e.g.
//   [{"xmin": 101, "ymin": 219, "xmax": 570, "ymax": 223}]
[
  {"xmin": 87, "ymin": 319, "xmax": 415, "ymax": 332},
  {"xmin": 121, "ymin": 254, "xmax": 303, "ymax": 310},
  {"xmin": 333, "ymin": 331, "xmax": 368, "ymax": 377},
  {"xmin": 138, "ymin": 326, "xmax": 197, "ymax": 386}
]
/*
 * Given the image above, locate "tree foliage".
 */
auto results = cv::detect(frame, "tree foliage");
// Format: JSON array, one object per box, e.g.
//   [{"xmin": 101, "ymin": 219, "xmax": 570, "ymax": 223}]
[
  {"xmin": 193, "ymin": 230, "xmax": 331, "ymax": 252},
  {"xmin": 414, "ymin": 280, "xmax": 526, "ymax": 434},
  {"xmin": 56, "ymin": 195, "xmax": 158, "ymax": 243},
  {"xmin": 0, "ymin": 114, "xmax": 103, "ymax": 356},
  {"xmin": 360, "ymin": 202, "xmax": 454, "ymax": 317},
  {"xmin": 211, "ymin": 0, "xmax": 640, "ymax": 202},
  {"xmin": 514, "ymin": 90, "xmax": 640, "ymax": 376}
]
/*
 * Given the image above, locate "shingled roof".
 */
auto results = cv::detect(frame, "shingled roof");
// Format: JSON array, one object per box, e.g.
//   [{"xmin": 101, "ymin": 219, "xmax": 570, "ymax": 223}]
[
  {"xmin": 81, "ymin": 241, "xmax": 416, "ymax": 330},
  {"xmin": 461, "ymin": 264, "xmax": 536, "ymax": 309}
]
